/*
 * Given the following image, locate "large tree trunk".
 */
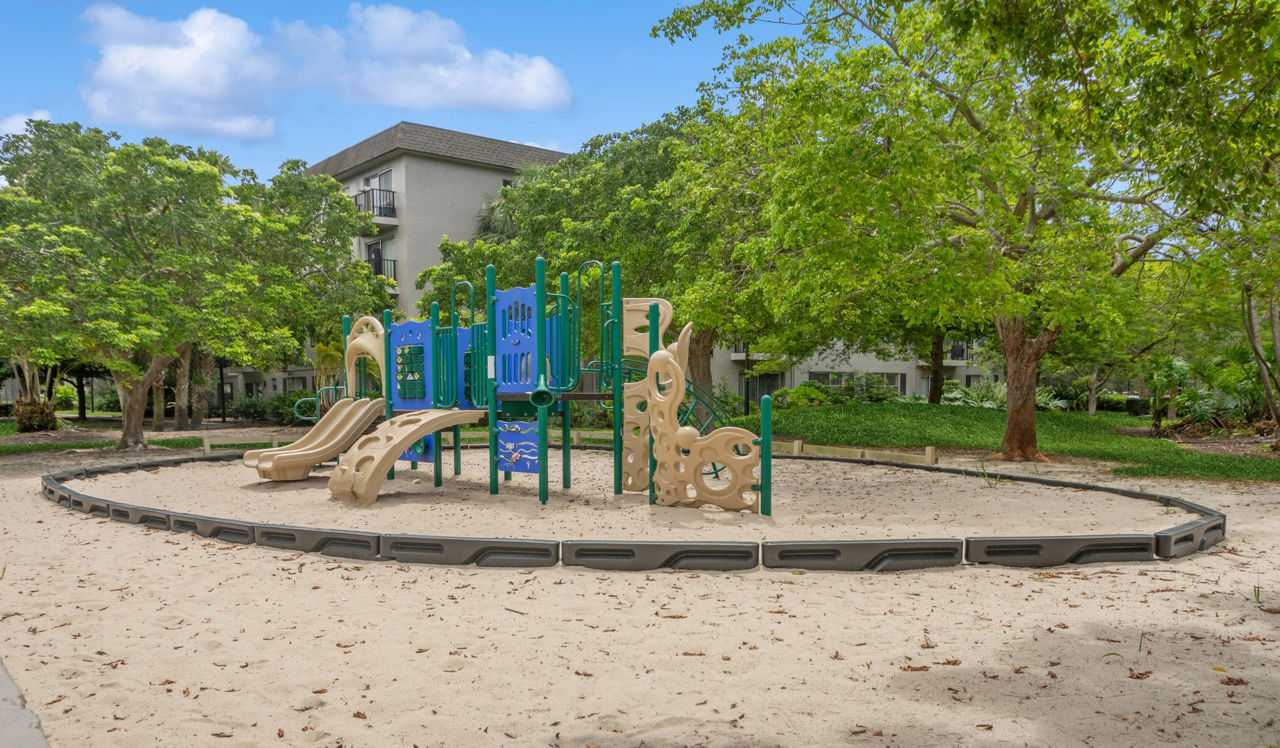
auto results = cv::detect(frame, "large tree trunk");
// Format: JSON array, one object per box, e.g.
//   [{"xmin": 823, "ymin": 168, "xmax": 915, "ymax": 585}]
[
  {"xmin": 687, "ymin": 328, "xmax": 716, "ymax": 422},
  {"xmin": 1243, "ymin": 285, "xmax": 1280, "ymax": 424},
  {"xmin": 174, "ymin": 346, "xmax": 192, "ymax": 431},
  {"xmin": 112, "ymin": 348, "xmax": 185, "ymax": 449},
  {"xmin": 190, "ymin": 349, "xmax": 215, "ymax": 429},
  {"xmin": 1086, "ymin": 370, "xmax": 1099, "ymax": 416},
  {"xmin": 927, "ymin": 333, "xmax": 945, "ymax": 404},
  {"xmin": 75, "ymin": 371, "xmax": 87, "ymax": 421},
  {"xmin": 151, "ymin": 382, "xmax": 166, "ymax": 432},
  {"xmin": 995, "ymin": 315, "xmax": 1062, "ymax": 461}
]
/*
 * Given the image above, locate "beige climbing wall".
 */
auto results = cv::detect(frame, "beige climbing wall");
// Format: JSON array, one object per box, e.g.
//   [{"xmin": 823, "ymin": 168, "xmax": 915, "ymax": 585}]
[
  {"xmin": 328, "ymin": 408, "xmax": 484, "ymax": 503},
  {"xmin": 621, "ymin": 298, "xmax": 673, "ymax": 357},
  {"xmin": 618, "ymin": 300, "xmax": 690, "ymax": 493},
  {"xmin": 645, "ymin": 349, "xmax": 762, "ymax": 513},
  {"xmin": 344, "ymin": 316, "xmax": 386, "ymax": 395}
]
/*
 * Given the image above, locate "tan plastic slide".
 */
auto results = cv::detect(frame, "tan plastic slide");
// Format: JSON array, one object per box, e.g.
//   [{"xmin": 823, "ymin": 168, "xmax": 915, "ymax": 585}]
[
  {"xmin": 328, "ymin": 408, "xmax": 484, "ymax": 503},
  {"xmin": 244, "ymin": 398, "xmax": 386, "ymax": 482}
]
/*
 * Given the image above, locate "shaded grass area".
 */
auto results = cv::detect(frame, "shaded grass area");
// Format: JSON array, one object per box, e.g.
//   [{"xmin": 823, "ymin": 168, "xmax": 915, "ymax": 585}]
[
  {"xmin": 733, "ymin": 402, "xmax": 1280, "ymax": 482},
  {"xmin": 0, "ymin": 436, "xmax": 202, "ymax": 457}
]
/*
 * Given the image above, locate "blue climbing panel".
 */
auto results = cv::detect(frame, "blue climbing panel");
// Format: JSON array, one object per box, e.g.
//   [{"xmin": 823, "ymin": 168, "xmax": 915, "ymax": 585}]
[
  {"xmin": 496, "ymin": 420, "xmax": 538, "ymax": 474},
  {"xmin": 398, "ymin": 435, "xmax": 433, "ymax": 463},
  {"xmin": 495, "ymin": 286, "xmax": 536, "ymax": 394},
  {"xmin": 390, "ymin": 320, "xmax": 433, "ymax": 411}
]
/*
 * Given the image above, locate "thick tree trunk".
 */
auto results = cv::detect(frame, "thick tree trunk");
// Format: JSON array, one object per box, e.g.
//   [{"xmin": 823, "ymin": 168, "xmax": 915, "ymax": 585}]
[
  {"xmin": 75, "ymin": 371, "xmax": 87, "ymax": 420},
  {"xmin": 191, "ymin": 350, "xmax": 215, "ymax": 429},
  {"xmin": 112, "ymin": 348, "xmax": 184, "ymax": 449},
  {"xmin": 687, "ymin": 328, "xmax": 716, "ymax": 422},
  {"xmin": 927, "ymin": 333, "xmax": 945, "ymax": 404},
  {"xmin": 1243, "ymin": 285, "xmax": 1280, "ymax": 424},
  {"xmin": 151, "ymin": 382, "xmax": 166, "ymax": 432},
  {"xmin": 995, "ymin": 316, "xmax": 1062, "ymax": 461},
  {"xmin": 1086, "ymin": 370, "xmax": 1099, "ymax": 416},
  {"xmin": 174, "ymin": 346, "xmax": 192, "ymax": 431}
]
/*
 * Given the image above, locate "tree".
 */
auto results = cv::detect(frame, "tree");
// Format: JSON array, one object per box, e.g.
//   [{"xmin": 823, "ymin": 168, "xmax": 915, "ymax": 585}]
[
  {"xmin": 656, "ymin": 1, "xmax": 1262, "ymax": 460},
  {"xmin": 1, "ymin": 121, "xmax": 389, "ymax": 447}
]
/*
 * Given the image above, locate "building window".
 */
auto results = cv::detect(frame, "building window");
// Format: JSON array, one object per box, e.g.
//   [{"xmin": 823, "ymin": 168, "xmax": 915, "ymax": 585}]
[
  {"xmin": 286, "ymin": 376, "xmax": 308, "ymax": 391},
  {"xmin": 740, "ymin": 372, "xmax": 784, "ymax": 404},
  {"xmin": 875, "ymin": 372, "xmax": 907, "ymax": 394},
  {"xmin": 502, "ymin": 179, "xmax": 513, "ymax": 188},
  {"xmin": 366, "ymin": 239, "xmax": 396, "ymax": 281}
]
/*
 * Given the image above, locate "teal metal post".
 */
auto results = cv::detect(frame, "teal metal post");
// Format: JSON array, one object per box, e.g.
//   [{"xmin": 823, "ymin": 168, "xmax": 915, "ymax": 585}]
[
  {"xmin": 452, "ymin": 308, "xmax": 462, "ymax": 474},
  {"xmin": 486, "ymin": 265, "xmax": 499, "ymax": 494},
  {"xmin": 610, "ymin": 262, "xmax": 623, "ymax": 495},
  {"xmin": 383, "ymin": 308, "xmax": 394, "ymax": 481},
  {"xmin": 535, "ymin": 257, "xmax": 549, "ymax": 505},
  {"xmin": 648, "ymin": 301, "xmax": 659, "ymax": 504},
  {"xmin": 342, "ymin": 315, "xmax": 351, "ymax": 397},
  {"xmin": 758, "ymin": 395, "xmax": 773, "ymax": 516},
  {"xmin": 433, "ymin": 430, "xmax": 443, "ymax": 486},
  {"xmin": 560, "ymin": 270, "xmax": 572, "ymax": 489},
  {"xmin": 453, "ymin": 425, "xmax": 462, "ymax": 475}
]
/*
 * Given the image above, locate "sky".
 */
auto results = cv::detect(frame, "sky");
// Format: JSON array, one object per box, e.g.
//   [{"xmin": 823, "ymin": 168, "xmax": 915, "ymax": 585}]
[{"xmin": 0, "ymin": 1, "xmax": 764, "ymax": 176}]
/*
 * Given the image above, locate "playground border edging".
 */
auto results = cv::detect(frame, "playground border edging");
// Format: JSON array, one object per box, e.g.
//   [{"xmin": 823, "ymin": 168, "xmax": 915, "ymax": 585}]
[{"xmin": 38, "ymin": 451, "xmax": 1227, "ymax": 572}]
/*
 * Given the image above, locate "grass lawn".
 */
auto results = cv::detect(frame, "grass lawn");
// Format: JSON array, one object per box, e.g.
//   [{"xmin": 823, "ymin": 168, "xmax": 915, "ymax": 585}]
[
  {"xmin": 733, "ymin": 401, "xmax": 1280, "ymax": 482},
  {"xmin": 0, "ymin": 434, "xmax": 203, "ymax": 457}
]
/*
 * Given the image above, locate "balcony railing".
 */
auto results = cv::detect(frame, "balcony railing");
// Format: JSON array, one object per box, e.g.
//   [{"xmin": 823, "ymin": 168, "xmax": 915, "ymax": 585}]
[
  {"xmin": 368, "ymin": 257, "xmax": 396, "ymax": 281},
  {"xmin": 353, "ymin": 188, "xmax": 396, "ymax": 218}
]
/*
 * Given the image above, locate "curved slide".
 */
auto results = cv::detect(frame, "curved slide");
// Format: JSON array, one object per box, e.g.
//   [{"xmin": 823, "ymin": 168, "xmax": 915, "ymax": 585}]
[
  {"xmin": 244, "ymin": 398, "xmax": 386, "ymax": 482},
  {"xmin": 329, "ymin": 409, "xmax": 484, "ymax": 503}
]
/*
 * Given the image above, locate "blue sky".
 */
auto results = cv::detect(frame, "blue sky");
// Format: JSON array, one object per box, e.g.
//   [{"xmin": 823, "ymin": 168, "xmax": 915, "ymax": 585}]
[{"xmin": 0, "ymin": 1, "xmax": 759, "ymax": 176}]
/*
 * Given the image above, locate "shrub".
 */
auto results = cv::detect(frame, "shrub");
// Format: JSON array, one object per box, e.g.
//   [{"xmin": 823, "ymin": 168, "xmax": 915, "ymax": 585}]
[
  {"xmin": 226, "ymin": 396, "xmax": 269, "ymax": 423},
  {"xmin": 266, "ymin": 390, "xmax": 316, "ymax": 426},
  {"xmin": 14, "ymin": 399, "xmax": 58, "ymax": 432},
  {"xmin": 0, "ymin": 402, "xmax": 12, "ymax": 418},
  {"xmin": 1095, "ymin": 393, "xmax": 1130, "ymax": 412},
  {"xmin": 712, "ymin": 378, "xmax": 746, "ymax": 415},
  {"xmin": 1176, "ymin": 388, "xmax": 1224, "ymax": 425},
  {"xmin": 96, "ymin": 388, "xmax": 121, "ymax": 412},
  {"xmin": 54, "ymin": 384, "xmax": 76, "ymax": 409}
]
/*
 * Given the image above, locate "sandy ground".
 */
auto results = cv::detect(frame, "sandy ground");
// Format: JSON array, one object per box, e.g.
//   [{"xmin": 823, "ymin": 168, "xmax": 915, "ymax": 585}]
[{"xmin": 0, "ymin": 445, "xmax": 1277, "ymax": 747}]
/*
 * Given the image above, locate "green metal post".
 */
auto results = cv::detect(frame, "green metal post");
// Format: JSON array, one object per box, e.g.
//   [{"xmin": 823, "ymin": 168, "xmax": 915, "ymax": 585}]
[
  {"xmin": 758, "ymin": 395, "xmax": 772, "ymax": 516},
  {"xmin": 486, "ymin": 265, "xmax": 499, "ymax": 494},
  {"xmin": 648, "ymin": 301, "xmax": 659, "ymax": 504},
  {"xmin": 610, "ymin": 262, "xmax": 623, "ymax": 495},
  {"xmin": 341, "ymin": 315, "xmax": 351, "ymax": 397},
  {"xmin": 560, "ymin": 270, "xmax": 571, "ymax": 489},
  {"xmin": 433, "ymin": 430, "xmax": 443, "ymax": 486},
  {"xmin": 453, "ymin": 425, "xmax": 462, "ymax": 475},
  {"xmin": 452, "ymin": 308, "xmax": 462, "ymax": 474},
  {"xmin": 535, "ymin": 257, "xmax": 549, "ymax": 505},
  {"xmin": 383, "ymin": 308, "xmax": 394, "ymax": 480}
]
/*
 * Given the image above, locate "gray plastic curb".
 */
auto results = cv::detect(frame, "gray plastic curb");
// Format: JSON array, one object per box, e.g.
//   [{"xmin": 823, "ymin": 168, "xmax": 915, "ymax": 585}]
[{"xmin": 37, "ymin": 451, "xmax": 1229, "ymax": 573}]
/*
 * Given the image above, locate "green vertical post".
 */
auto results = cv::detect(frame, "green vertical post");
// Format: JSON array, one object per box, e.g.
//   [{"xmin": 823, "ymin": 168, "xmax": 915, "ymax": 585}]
[
  {"xmin": 433, "ymin": 430, "xmax": 443, "ymax": 486},
  {"xmin": 452, "ymin": 307, "xmax": 462, "ymax": 474},
  {"xmin": 383, "ymin": 308, "xmax": 394, "ymax": 480},
  {"xmin": 452, "ymin": 425, "xmax": 462, "ymax": 475},
  {"xmin": 341, "ymin": 315, "xmax": 351, "ymax": 398},
  {"xmin": 648, "ymin": 300, "xmax": 659, "ymax": 504},
  {"xmin": 610, "ymin": 261, "xmax": 623, "ymax": 496},
  {"xmin": 535, "ymin": 257, "xmax": 549, "ymax": 505},
  {"xmin": 560, "ymin": 270, "xmax": 571, "ymax": 489},
  {"xmin": 486, "ymin": 264, "xmax": 499, "ymax": 495},
  {"xmin": 759, "ymin": 394, "xmax": 772, "ymax": 516}
]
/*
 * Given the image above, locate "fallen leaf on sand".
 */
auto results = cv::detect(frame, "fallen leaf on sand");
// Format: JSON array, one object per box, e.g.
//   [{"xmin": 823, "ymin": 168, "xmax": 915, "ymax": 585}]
[
  {"xmin": 574, "ymin": 671, "xmax": 594, "ymax": 677},
  {"xmin": 1129, "ymin": 670, "xmax": 1152, "ymax": 680},
  {"xmin": 934, "ymin": 659, "xmax": 961, "ymax": 666},
  {"xmin": 901, "ymin": 665, "xmax": 930, "ymax": 672},
  {"xmin": 353, "ymin": 712, "xmax": 366, "ymax": 719},
  {"xmin": 976, "ymin": 724, "xmax": 993, "ymax": 731},
  {"xmin": 1220, "ymin": 677, "xmax": 1248, "ymax": 686},
  {"xmin": 682, "ymin": 651, "xmax": 705, "ymax": 657},
  {"xmin": 277, "ymin": 728, "xmax": 284, "ymax": 738},
  {"xmin": 211, "ymin": 733, "xmax": 232, "ymax": 738}
]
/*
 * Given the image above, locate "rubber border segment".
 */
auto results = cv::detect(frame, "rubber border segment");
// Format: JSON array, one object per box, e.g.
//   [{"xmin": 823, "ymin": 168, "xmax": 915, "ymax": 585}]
[
  {"xmin": 107, "ymin": 502, "xmax": 171, "ymax": 529},
  {"xmin": 168, "ymin": 512, "xmax": 257, "ymax": 545},
  {"xmin": 763, "ymin": 539, "xmax": 963, "ymax": 572},
  {"xmin": 255, "ymin": 523, "xmax": 382, "ymax": 560},
  {"xmin": 966, "ymin": 534, "xmax": 1156, "ymax": 567},
  {"xmin": 562, "ymin": 540, "xmax": 759, "ymax": 571},
  {"xmin": 379, "ymin": 535, "xmax": 558, "ymax": 567},
  {"xmin": 1156, "ymin": 515, "xmax": 1227, "ymax": 558}
]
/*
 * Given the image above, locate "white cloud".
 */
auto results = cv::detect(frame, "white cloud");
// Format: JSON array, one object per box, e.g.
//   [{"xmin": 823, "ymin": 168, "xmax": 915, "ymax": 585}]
[
  {"xmin": 80, "ymin": 5, "xmax": 279, "ymax": 139},
  {"xmin": 276, "ymin": 3, "xmax": 573, "ymax": 111},
  {"xmin": 77, "ymin": 4, "xmax": 572, "ymax": 141},
  {"xmin": 0, "ymin": 110, "xmax": 52, "ymax": 135}
]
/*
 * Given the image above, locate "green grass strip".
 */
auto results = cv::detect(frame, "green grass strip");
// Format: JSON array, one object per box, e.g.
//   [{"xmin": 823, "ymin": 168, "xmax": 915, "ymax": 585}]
[
  {"xmin": 732, "ymin": 402, "xmax": 1280, "ymax": 482},
  {"xmin": 0, "ymin": 436, "xmax": 203, "ymax": 457}
]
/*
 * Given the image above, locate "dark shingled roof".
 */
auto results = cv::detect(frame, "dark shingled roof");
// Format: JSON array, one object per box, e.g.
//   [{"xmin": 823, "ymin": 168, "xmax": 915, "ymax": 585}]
[{"xmin": 307, "ymin": 121, "xmax": 568, "ymax": 178}]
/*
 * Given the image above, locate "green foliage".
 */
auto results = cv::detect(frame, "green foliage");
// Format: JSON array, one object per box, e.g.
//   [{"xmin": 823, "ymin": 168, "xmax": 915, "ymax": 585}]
[
  {"xmin": 0, "ymin": 436, "xmax": 201, "ymax": 457},
  {"xmin": 733, "ymin": 402, "xmax": 1280, "ymax": 481},
  {"xmin": 13, "ymin": 399, "xmax": 58, "ymax": 432},
  {"xmin": 267, "ymin": 390, "xmax": 315, "ymax": 426},
  {"xmin": 54, "ymin": 385, "xmax": 76, "ymax": 409},
  {"xmin": 0, "ymin": 404, "xmax": 13, "ymax": 418},
  {"xmin": 226, "ymin": 396, "xmax": 270, "ymax": 423}
]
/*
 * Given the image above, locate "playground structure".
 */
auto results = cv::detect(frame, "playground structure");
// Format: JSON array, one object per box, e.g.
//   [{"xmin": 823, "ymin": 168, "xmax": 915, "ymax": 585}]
[{"xmin": 252, "ymin": 258, "xmax": 774, "ymax": 513}]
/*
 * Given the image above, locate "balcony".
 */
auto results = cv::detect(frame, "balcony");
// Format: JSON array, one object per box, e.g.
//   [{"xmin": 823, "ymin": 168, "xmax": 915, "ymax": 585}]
[
  {"xmin": 368, "ymin": 257, "xmax": 397, "ymax": 283},
  {"xmin": 352, "ymin": 188, "xmax": 397, "ymax": 234}
]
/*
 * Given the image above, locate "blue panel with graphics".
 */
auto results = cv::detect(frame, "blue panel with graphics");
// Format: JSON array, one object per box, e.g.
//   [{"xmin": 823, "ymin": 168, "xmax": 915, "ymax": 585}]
[
  {"xmin": 398, "ymin": 435, "xmax": 433, "ymax": 463},
  {"xmin": 496, "ymin": 420, "xmax": 538, "ymax": 473},
  {"xmin": 456, "ymin": 326, "xmax": 477, "ymax": 409},
  {"xmin": 390, "ymin": 320, "xmax": 433, "ymax": 411},
  {"xmin": 495, "ymin": 286, "xmax": 537, "ymax": 394}
]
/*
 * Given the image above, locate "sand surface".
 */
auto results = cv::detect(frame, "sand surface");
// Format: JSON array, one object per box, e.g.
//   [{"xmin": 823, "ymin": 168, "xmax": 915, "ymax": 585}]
[{"xmin": 0, "ymin": 444, "xmax": 1277, "ymax": 746}]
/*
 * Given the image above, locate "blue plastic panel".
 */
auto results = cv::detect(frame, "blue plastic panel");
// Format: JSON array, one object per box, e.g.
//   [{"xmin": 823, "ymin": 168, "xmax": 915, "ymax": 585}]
[
  {"xmin": 495, "ymin": 285, "xmax": 536, "ymax": 394},
  {"xmin": 455, "ymin": 326, "xmax": 476, "ymax": 409},
  {"xmin": 398, "ymin": 434, "xmax": 434, "ymax": 463},
  {"xmin": 389, "ymin": 320, "xmax": 433, "ymax": 411},
  {"xmin": 497, "ymin": 420, "xmax": 538, "ymax": 473}
]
